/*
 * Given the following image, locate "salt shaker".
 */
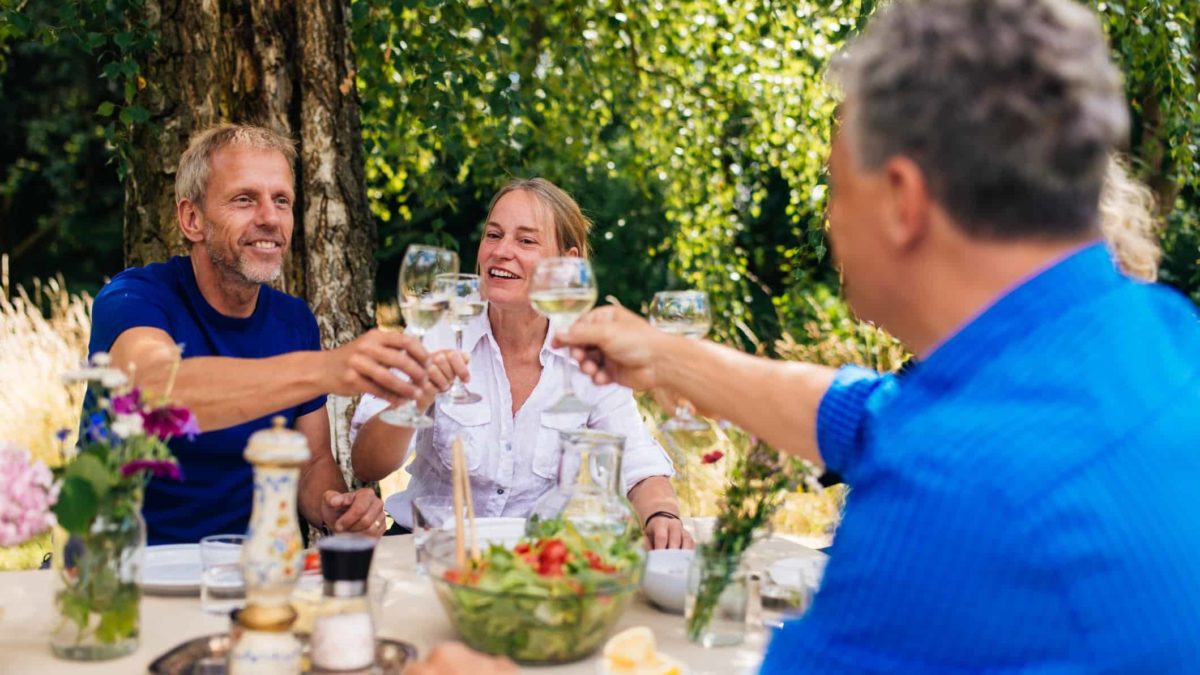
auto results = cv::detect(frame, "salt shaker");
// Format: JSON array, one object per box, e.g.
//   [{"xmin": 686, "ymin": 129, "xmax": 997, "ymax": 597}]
[{"xmin": 310, "ymin": 534, "xmax": 377, "ymax": 671}]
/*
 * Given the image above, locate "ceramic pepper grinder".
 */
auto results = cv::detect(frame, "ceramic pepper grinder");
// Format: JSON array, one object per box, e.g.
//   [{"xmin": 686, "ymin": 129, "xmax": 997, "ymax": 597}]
[{"xmin": 227, "ymin": 416, "xmax": 310, "ymax": 675}]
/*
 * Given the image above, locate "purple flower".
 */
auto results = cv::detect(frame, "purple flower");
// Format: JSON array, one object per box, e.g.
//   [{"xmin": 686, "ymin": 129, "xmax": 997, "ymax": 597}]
[
  {"xmin": 120, "ymin": 459, "xmax": 182, "ymax": 481},
  {"xmin": 110, "ymin": 388, "xmax": 142, "ymax": 415},
  {"xmin": 141, "ymin": 405, "xmax": 200, "ymax": 441}
]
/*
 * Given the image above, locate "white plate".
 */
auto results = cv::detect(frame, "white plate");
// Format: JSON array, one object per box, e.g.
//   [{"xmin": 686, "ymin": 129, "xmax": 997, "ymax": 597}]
[
  {"xmin": 140, "ymin": 544, "xmax": 202, "ymax": 595},
  {"xmin": 767, "ymin": 554, "xmax": 828, "ymax": 591}
]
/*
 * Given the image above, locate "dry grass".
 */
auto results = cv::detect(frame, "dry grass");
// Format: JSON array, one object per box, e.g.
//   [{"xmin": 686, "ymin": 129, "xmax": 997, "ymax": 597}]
[{"xmin": 0, "ymin": 256, "xmax": 91, "ymax": 570}]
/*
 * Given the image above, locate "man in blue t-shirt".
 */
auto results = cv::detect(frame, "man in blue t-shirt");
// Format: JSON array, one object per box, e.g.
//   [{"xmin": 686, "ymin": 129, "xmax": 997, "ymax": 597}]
[{"xmin": 91, "ymin": 124, "xmax": 435, "ymax": 545}]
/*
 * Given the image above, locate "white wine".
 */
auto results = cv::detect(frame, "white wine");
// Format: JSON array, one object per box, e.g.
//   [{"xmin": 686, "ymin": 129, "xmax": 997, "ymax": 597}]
[
  {"xmin": 401, "ymin": 299, "xmax": 448, "ymax": 333},
  {"xmin": 449, "ymin": 299, "xmax": 487, "ymax": 328},
  {"xmin": 529, "ymin": 288, "xmax": 598, "ymax": 321},
  {"xmin": 651, "ymin": 318, "xmax": 711, "ymax": 339}
]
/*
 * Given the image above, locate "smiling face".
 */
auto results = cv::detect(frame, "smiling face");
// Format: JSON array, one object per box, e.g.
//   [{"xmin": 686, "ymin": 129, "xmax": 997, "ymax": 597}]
[
  {"xmin": 188, "ymin": 144, "xmax": 294, "ymax": 286},
  {"xmin": 477, "ymin": 190, "xmax": 574, "ymax": 309}
]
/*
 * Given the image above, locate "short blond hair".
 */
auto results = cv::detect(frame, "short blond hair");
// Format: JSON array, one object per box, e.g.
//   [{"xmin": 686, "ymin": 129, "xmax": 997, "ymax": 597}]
[
  {"xmin": 175, "ymin": 123, "xmax": 296, "ymax": 207},
  {"xmin": 1100, "ymin": 155, "xmax": 1161, "ymax": 282},
  {"xmin": 486, "ymin": 178, "xmax": 592, "ymax": 259}
]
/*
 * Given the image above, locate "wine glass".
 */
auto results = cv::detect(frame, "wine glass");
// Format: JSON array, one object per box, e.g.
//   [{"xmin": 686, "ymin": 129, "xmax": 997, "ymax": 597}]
[
  {"xmin": 379, "ymin": 244, "xmax": 459, "ymax": 428},
  {"xmin": 529, "ymin": 257, "xmax": 598, "ymax": 414},
  {"xmin": 434, "ymin": 273, "xmax": 485, "ymax": 404},
  {"xmin": 649, "ymin": 290, "xmax": 712, "ymax": 431}
]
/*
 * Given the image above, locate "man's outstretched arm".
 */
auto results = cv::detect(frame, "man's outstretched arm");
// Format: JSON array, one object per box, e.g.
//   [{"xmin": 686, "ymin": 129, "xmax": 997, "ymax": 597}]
[
  {"xmin": 107, "ymin": 326, "xmax": 429, "ymax": 432},
  {"xmin": 556, "ymin": 305, "xmax": 839, "ymax": 464}
]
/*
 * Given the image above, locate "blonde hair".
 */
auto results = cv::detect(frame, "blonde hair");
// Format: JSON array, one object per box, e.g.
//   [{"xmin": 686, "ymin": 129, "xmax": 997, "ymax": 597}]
[
  {"xmin": 175, "ymin": 123, "xmax": 297, "ymax": 207},
  {"xmin": 486, "ymin": 178, "xmax": 592, "ymax": 259},
  {"xmin": 1100, "ymin": 155, "xmax": 1161, "ymax": 282}
]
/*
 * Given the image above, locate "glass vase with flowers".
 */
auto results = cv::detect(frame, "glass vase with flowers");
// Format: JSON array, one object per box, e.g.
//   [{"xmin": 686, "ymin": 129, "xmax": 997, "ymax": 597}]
[{"xmin": 48, "ymin": 351, "xmax": 196, "ymax": 660}]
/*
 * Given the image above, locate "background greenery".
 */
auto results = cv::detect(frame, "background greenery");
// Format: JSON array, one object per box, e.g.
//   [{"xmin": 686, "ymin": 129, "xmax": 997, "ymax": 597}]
[{"xmin": 2, "ymin": 0, "xmax": 1194, "ymax": 353}]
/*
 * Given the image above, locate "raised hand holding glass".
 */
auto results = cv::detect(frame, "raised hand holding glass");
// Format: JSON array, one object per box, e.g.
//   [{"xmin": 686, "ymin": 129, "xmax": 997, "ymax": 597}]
[
  {"xmin": 529, "ymin": 257, "xmax": 598, "ymax": 414},
  {"xmin": 379, "ymin": 244, "xmax": 459, "ymax": 428},
  {"xmin": 649, "ymin": 290, "xmax": 712, "ymax": 431},
  {"xmin": 434, "ymin": 273, "xmax": 485, "ymax": 404}
]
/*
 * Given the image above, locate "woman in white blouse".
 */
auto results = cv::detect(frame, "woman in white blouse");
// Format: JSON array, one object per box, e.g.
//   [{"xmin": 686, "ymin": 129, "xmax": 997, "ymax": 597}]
[{"xmin": 350, "ymin": 178, "xmax": 692, "ymax": 549}]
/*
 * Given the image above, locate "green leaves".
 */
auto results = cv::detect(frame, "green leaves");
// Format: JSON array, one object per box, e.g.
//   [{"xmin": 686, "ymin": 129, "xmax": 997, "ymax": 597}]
[
  {"xmin": 54, "ymin": 475, "xmax": 100, "ymax": 534},
  {"xmin": 354, "ymin": 0, "xmax": 871, "ymax": 345},
  {"xmin": 53, "ymin": 449, "xmax": 123, "ymax": 534}
]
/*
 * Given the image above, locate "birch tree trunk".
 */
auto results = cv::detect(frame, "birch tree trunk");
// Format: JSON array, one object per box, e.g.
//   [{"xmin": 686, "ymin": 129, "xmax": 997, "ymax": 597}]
[{"xmin": 124, "ymin": 0, "xmax": 374, "ymax": 488}]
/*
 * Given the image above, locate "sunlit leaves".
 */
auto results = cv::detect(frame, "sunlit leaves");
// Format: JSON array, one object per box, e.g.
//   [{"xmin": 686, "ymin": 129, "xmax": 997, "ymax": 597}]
[{"xmin": 353, "ymin": 0, "xmax": 873, "ymax": 344}]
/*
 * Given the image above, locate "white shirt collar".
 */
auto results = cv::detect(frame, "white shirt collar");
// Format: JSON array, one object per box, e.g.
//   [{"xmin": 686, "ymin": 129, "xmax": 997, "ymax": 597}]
[{"xmin": 464, "ymin": 311, "xmax": 572, "ymax": 365}]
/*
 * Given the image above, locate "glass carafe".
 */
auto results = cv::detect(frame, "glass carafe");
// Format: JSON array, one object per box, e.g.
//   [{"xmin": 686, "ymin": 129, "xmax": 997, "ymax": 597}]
[{"xmin": 526, "ymin": 430, "xmax": 640, "ymax": 541}]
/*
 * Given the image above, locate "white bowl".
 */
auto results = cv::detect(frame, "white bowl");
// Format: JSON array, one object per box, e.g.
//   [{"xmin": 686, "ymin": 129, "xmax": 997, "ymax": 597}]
[
  {"xmin": 641, "ymin": 548, "xmax": 694, "ymax": 614},
  {"xmin": 439, "ymin": 516, "xmax": 527, "ymax": 548}
]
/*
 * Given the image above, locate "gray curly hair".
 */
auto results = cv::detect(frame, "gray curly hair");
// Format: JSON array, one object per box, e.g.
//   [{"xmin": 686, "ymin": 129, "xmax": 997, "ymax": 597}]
[{"xmin": 832, "ymin": 0, "xmax": 1129, "ymax": 239}]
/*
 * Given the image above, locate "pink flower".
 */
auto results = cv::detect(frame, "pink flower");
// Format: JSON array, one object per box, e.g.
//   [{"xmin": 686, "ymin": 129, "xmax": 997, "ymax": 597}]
[
  {"xmin": 120, "ymin": 459, "xmax": 182, "ymax": 481},
  {"xmin": 110, "ymin": 388, "xmax": 142, "ymax": 416},
  {"xmin": 141, "ymin": 405, "xmax": 199, "ymax": 441},
  {"xmin": 0, "ymin": 444, "xmax": 60, "ymax": 547}
]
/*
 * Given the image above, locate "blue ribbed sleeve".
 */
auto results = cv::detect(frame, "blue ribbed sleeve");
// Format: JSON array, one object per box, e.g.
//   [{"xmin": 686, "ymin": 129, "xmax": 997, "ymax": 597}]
[{"xmin": 815, "ymin": 366, "xmax": 889, "ymax": 475}]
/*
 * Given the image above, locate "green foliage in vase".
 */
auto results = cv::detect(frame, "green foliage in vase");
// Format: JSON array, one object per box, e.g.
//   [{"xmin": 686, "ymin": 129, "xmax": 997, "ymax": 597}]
[
  {"xmin": 53, "ymin": 511, "xmax": 142, "ymax": 648},
  {"xmin": 685, "ymin": 435, "xmax": 823, "ymax": 639}
]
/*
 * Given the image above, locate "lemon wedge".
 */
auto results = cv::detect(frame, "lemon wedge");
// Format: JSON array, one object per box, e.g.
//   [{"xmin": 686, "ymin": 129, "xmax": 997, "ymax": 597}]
[{"xmin": 602, "ymin": 627, "xmax": 686, "ymax": 675}]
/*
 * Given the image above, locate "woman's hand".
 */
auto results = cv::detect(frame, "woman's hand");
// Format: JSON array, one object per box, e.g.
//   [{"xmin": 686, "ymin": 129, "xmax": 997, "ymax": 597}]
[
  {"xmin": 412, "ymin": 350, "xmax": 472, "ymax": 412},
  {"xmin": 645, "ymin": 513, "xmax": 695, "ymax": 550}
]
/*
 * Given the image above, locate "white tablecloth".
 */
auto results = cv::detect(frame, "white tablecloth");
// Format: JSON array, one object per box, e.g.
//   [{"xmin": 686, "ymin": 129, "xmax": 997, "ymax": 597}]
[{"xmin": 0, "ymin": 534, "xmax": 805, "ymax": 674}]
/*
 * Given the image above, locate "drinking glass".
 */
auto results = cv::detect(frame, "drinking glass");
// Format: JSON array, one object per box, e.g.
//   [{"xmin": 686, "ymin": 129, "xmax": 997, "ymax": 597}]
[
  {"xmin": 200, "ymin": 534, "xmax": 246, "ymax": 615},
  {"xmin": 434, "ymin": 273, "xmax": 485, "ymax": 404},
  {"xmin": 649, "ymin": 290, "xmax": 712, "ymax": 431},
  {"xmin": 411, "ymin": 496, "xmax": 459, "ymax": 574},
  {"xmin": 528, "ymin": 257, "xmax": 598, "ymax": 414},
  {"xmin": 380, "ymin": 244, "xmax": 459, "ymax": 428}
]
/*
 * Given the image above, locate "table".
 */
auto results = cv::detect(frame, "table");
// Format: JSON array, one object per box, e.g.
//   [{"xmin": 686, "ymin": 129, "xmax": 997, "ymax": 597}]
[{"xmin": 0, "ymin": 534, "xmax": 819, "ymax": 674}]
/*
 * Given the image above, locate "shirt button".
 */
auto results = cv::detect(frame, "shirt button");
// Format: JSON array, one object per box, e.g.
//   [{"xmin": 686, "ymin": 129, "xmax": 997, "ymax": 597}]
[{"xmin": 497, "ymin": 489, "xmax": 505, "ymax": 495}]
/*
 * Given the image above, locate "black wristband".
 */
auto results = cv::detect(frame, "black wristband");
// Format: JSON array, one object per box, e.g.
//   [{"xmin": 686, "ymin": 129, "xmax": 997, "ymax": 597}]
[{"xmin": 644, "ymin": 511, "xmax": 681, "ymax": 529}]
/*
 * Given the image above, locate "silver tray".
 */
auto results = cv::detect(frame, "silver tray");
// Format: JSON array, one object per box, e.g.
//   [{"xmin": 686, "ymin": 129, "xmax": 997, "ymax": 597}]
[{"xmin": 148, "ymin": 633, "xmax": 417, "ymax": 674}]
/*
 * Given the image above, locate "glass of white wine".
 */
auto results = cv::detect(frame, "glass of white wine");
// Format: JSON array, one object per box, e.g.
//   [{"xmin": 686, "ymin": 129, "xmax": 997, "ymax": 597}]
[
  {"xmin": 379, "ymin": 244, "xmax": 459, "ymax": 428},
  {"xmin": 529, "ymin": 257, "xmax": 598, "ymax": 414},
  {"xmin": 649, "ymin": 290, "xmax": 712, "ymax": 431},
  {"xmin": 434, "ymin": 272, "xmax": 486, "ymax": 404}
]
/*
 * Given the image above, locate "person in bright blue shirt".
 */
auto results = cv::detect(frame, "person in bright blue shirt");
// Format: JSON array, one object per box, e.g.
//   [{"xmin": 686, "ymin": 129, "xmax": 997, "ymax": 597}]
[
  {"xmin": 541, "ymin": 1, "xmax": 1200, "ymax": 673},
  {"xmin": 90, "ymin": 124, "xmax": 436, "ymax": 545}
]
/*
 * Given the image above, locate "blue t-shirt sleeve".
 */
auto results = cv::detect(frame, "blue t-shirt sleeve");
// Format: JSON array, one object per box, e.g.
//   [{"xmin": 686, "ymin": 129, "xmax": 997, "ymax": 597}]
[
  {"xmin": 816, "ymin": 365, "xmax": 892, "ymax": 475},
  {"xmin": 89, "ymin": 273, "xmax": 173, "ymax": 355},
  {"xmin": 295, "ymin": 307, "xmax": 327, "ymax": 417}
]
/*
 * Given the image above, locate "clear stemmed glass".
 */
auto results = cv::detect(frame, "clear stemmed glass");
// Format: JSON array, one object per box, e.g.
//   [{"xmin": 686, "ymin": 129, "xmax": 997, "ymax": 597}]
[
  {"xmin": 434, "ymin": 273, "xmax": 485, "ymax": 404},
  {"xmin": 649, "ymin": 290, "xmax": 712, "ymax": 431},
  {"xmin": 529, "ymin": 257, "xmax": 598, "ymax": 414},
  {"xmin": 379, "ymin": 244, "xmax": 459, "ymax": 428}
]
